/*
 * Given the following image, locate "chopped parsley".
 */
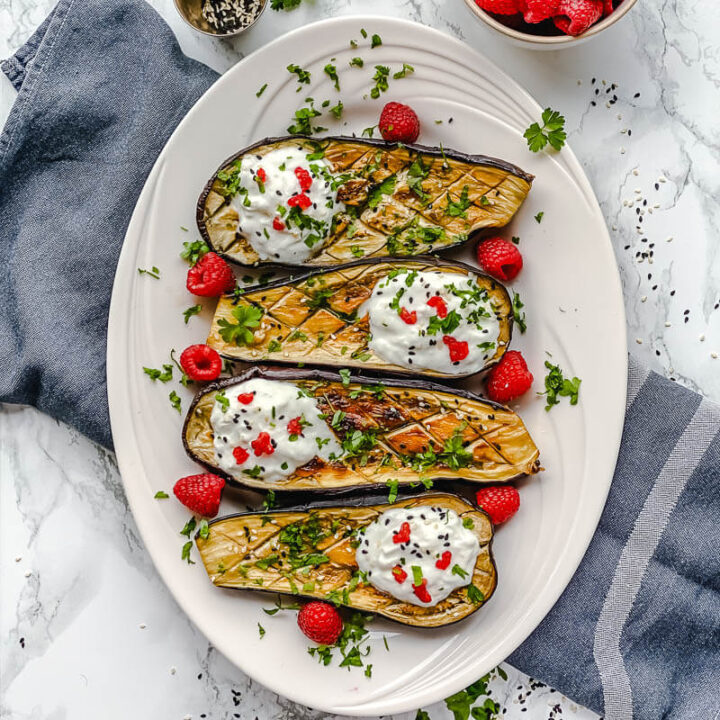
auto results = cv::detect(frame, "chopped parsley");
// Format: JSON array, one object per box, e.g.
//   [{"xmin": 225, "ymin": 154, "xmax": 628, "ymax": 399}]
[
  {"xmin": 386, "ymin": 478, "xmax": 399, "ymax": 503},
  {"xmin": 339, "ymin": 369, "xmax": 351, "ymax": 386},
  {"xmin": 427, "ymin": 309, "xmax": 462, "ymax": 336},
  {"xmin": 256, "ymin": 83, "xmax": 268, "ymax": 97},
  {"xmin": 216, "ymin": 159, "xmax": 243, "ymax": 195},
  {"xmin": 512, "ymin": 292, "xmax": 527, "ymax": 333},
  {"xmin": 154, "ymin": 491, "xmax": 169, "ymax": 499},
  {"xmin": 392, "ymin": 63, "xmax": 414, "ymax": 79},
  {"xmin": 462, "ymin": 517, "xmax": 474, "ymax": 529},
  {"xmin": 217, "ymin": 304, "xmax": 264, "ymax": 345},
  {"xmin": 330, "ymin": 101, "xmax": 344, "ymax": 119},
  {"xmin": 198, "ymin": 519, "xmax": 210, "ymax": 540},
  {"xmin": 287, "ymin": 63, "xmax": 311, "ymax": 89},
  {"xmin": 371, "ymin": 33, "xmax": 382, "ymax": 48},
  {"xmin": 370, "ymin": 65, "xmax": 390, "ymax": 99},
  {"xmin": 324, "ymin": 63, "xmax": 340, "ymax": 91},
  {"xmin": 367, "ymin": 174, "xmax": 396, "ymax": 208},
  {"xmin": 534, "ymin": 211, "xmax": 544, "ymax": 223},
  {"xmin": 445, "ymin": 186, "xmax": 471, "ymax": 218},
  {"xmin": 183, "ymin": 304, "xmax": 202, "ymax": 324},
  {"xmin": 143, "ymin": 364, "xmax": 173, "ymax": 382},
  {"xmin": 466, "ymin": 585, "xmax": 485, "ymax": 605},
  {"xmin": 180, "ymin": 240, "xmax": 209, "ymax": 265},
  {"xmin": 541, "ymin": 360, "xmax": 581, "ymax": 410},
  {"xmin": 407, "ymin": 157, "xmax": 430, "ymax": 201},
  {"xmin": 169, "ymin": 390, "xmax": 182, "ymax": 413},
  {"xmin": 137, "ymin": 266, "xmax": 160, "ymax": 279},
  {"xmin": 361, "ymin": 125, "xmax": 376, "ymax": 138},
  {"xmin": 451, "ymin": 564, "xmax": 469, "ymax": 579},
  {"xmin": 270, "ymin": 0, "xmax": 301, "ymax": 8},
  {"xmin": 258, "ymin": 623, "xmax": 266, "ymax": 638},
  {"xmin": 288, "ymin": 99, "xmax": 326, "ymax": 135},
  {"xmin": 524, "ymin": 107, "xmax": 567, "ymax": 152},
  {"xmin": 181, "ymin": 541, "xmax": 194, "ymax": 564},
  {"xmin": 215, "ymin": 391, "xmax": 229, "ymax": 412},
  {"xmin": 349, "ymin": 57, "xmax": 364, "ymax": 68}
]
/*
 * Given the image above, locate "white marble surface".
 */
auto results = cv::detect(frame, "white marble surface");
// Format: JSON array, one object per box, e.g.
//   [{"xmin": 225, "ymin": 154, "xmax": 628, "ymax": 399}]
[{"xmin": 2, "ymin": 0, "xmax": 719, "ymax": 718}]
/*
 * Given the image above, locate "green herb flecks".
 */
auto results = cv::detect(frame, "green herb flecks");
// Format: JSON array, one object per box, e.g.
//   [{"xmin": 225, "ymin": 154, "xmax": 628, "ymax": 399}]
[
  {"xmin": 180, "ymin": 239, "xmax": 210, "ymax": 266},
  {"xmin": 370, "ymin": 65, "xmax": 390, "ymax": 99},
  {"xmin": 541, "ymin": 360, "xmax": 581, "ymax": 411},
  {"xmin": 324, "ymin": 63, "xmax": 340, "ymax": 91},
  {"xmin": 154, "ymin": 491, "xmax": 169, "ymax": 499},
  {"xmin": 287, "ymin": 63, "xmax": 311, "ymax": 89},
  {"xmin": 169, "ymin": 390, "xmax": 182, "ymax": 413},
  {"xmin": 535, "ymin": 211, "xmax": 544, "ymax": 223},
  {"xmin": 256, "ymin": 83, "xmax": 268, "ymax": 98},
  {"xmin": 217, "ymin": 304, "xmax": 264, "ymax": 345},
  {"xmin": 138, "ymin": 266, "xmax": 160, "ymax": 279},
  {"xmin": 512, "ymin": 292, "xmax": 527, "ymax": 333},
  {"xmin": 349, "ymin": 57, "xmax": 364, "ymax": 68},
  {"xmin": 143, "ymin": 364, "xmax": 173, "ymax": 382},
  {"xmin": 393, "ymin": 63, "xmax": 414, "ymax": 79},
  {"xmin": 183, "ymin": 304, "xmax": 202, "ymax": 324},
  {"xmin": 524, "ymin": 107, "xmax": 567, "ymax": 152},
  {"xmin": 270, "ymin": 0, "xmax": 301, "ymax": 8},
  {"xmin": 445, "ymin": 185, "xmax": 471, "ymax": 218}
]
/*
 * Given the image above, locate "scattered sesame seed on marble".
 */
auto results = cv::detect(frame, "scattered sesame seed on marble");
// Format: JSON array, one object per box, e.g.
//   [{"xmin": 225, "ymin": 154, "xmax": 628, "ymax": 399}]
[
  {"xmin": 659, "ymin": 176, "xmax": 667, "ymax": 183},
  {"xmin": 634, "ymin": 188, "xmax": 642, "ymax": 194},
  {"xmin": 666, "ymin": 237, "xmax": 673, "ymax": 242},
  {"xmin": 171, "ymin": 666, "xmax": 177, "ymax": 675},
  {"xmin": 15, "ymin": 556, "xmax": 22, "ymax": 562},
  {"xmin": 699, "ymin": 334, "xmax": 705, "ymax": 342},
  {"xmin": 653, "ymin": 203, "xmax": 660, "ymax": 208},
  {"xmin": 665, "ymin": 322, "xmax": 672, "ymax": 327},
  {"xmin": 139, "ymin": 623, "xmax": 146, "ymax": 629},
  {"xmin": 632, "ymin": 169, "xmax": 639, "ymax": 176},
  {"xmin": 712, "ymin": 352, "xmax": 718, "ymax": 359},
  {"xmin": 24, "ymin": 570, "xmax": 32, "ymax": 577},
  {"xmin": 183, "ymin": 715, "xmax": 192, "ymax": 720},
  {"xmin": 641, "ymin": 296, "xmax": 647, "ymax": 302},
  {"xmin": 620, "ymin": 147, "xmax": 626, "ymax": 154},
  {"xmin": 636, "ymin": 338, "xmax": 643, "ymax": 344}
]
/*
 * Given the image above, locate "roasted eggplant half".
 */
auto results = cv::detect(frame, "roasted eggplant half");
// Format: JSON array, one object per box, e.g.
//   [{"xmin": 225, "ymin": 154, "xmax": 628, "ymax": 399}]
[
  {"xmin": 198, "ymin": 135, "xmax": 533, "ymax": 267},
  {"xmin": 195, "ymin": 493, "xmax": 497, "ymax": 627},
  {"xmin": 207, "ymin": 257, "xmax": 513, "ymax": 378},
  {"xmin": 183, "ymin": 367, "xmax": 540, "ymax": 492}
]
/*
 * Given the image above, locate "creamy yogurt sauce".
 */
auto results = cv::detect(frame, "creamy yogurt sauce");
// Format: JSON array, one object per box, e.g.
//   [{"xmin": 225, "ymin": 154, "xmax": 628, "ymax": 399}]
[
  {"xmin": 355, "ymin": 506, "xmax": 480, "ymax": 607},
  {"xmin": 229, "ymin": 146, "xmax": 344, "ymax": 264},
  {"xmin": 360, "ymin": 269, "xmax": 501, "ymax": 375},
  {"xmin": 210, "ymin": 378, "xmax": 342, "ymax": 483}
]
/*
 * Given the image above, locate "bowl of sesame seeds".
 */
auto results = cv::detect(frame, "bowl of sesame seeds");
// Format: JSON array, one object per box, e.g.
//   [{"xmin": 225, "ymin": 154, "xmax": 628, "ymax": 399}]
[{"xmin": 174, "ymin": 0, "xmax": 267, "ymax": 37}]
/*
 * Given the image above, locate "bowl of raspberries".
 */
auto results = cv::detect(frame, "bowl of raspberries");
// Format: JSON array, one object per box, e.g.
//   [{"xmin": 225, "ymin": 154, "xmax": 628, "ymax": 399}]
[{"xmin": 466, "ymin": 0, "xmax": 637, "ymax": 47}]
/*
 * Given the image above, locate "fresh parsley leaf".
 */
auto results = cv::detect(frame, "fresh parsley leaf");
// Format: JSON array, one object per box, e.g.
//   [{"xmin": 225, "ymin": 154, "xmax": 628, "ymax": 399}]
[
  {"xmin": 258, "ymin": 623, "xmax": 266, "ymax": 638},
  {"xmin": 541, "ymin": 360, "xmax": 581, "ymax": 411},
  {"xmin": 524, "ymin": 107, "xmax": 567, "ymax": 152},
  {"xmin": 361, "ymin": 125, "xmax": 376, "ymax": 137},
  {"xmin": 180, "ymin": 517, "xmax": 197, "ymax": 537},
  {"xmin": 512, "ymin": 292, "xmax": 527, "ymax": 334},
  {"xmin": 330, "ymin": 101, "xmax": 344, "ymax": 119},
  {"xmin": 287, "ymin": 63, "xmax": 311, "ymax": 88},
  {"xmin": 256, "ymin": 83, "xmax": 268, "ymax": 97},
  {"xmin": 137, "ymin": 266, "xmax": 160, "ymax": 279},
  {"xmin": 198, "ymin": 519, "xmax": 210, "ymax": 540},
  {"xmin": 169, "ymin": 390, "xmax": 182, "ymax": 413},
  {"xmin": 446, "ymin": 186, "xmax": 471, "ymax": 218},
  {"xmin": 143, "ymin": 364, "xmax": 173, "ymax": 382},
  {"xmin": 371, "ymin": 33, "xmax": 382, "ymax": 47},
  {"xmin": 183, "ymin": 304, "xmax": 202, "ymax": 324},
  {"xmin": 534, "ymin": 211, "xmax": 544, "ymax": 223},
  {"xmin": 349, "ymin": 57, "xmax": 364, "ymax": 68},
  {"xmin": 467, "ymin": 584, "xmax": 485, "ymax": 605},
  {"xmin": 154, "ymin": 491, "xmax": 169, "ymax": 499},
  {"xmin": 370, "ymin": 65, "xmax": 390, "ymax": 99},
  {"xmin": 452, "ymin": 564, "xmax": 469, "ymax": 579},
  {"xmin": 416, "ymin": 712, "xmax": 431, "ymax": 720},
  {"xmin": 288, "ymin": 99, "xmax": 325, "ymax": 135},
  {"xmin": 180, "ymin": 239, "xmax": 209, "ymax": 265},
  {"xmin": 360, "ymin": 28, "xmax": 368, "ymax": 39},
  {"xmin": 181, "ymin": 540, "xmax": 194, "ymax": 564},
  {"xmin": 392, "ymin": 63, "xmax": 414, "ymax": 79},
  {"xmin": 367, "ymin": 175, "xmax": 396, "ymax": 208},
  {"xmin": 386, "ymin": 478, "xmax": 399, "ymax": 503},
  {"xmin": 217, "ymin": 304, "xmax": 264, "ymax": 345},
  {"xmin": 339, "ymin": 369, "xmax": 351, "ymax": 386},
  {"xmin": 427, "ymin": 309, "xmax": 462, "ymax": 336},
  {"xmin": 324, "ymin": 63, "xmax": 340, "ymax": 91}
]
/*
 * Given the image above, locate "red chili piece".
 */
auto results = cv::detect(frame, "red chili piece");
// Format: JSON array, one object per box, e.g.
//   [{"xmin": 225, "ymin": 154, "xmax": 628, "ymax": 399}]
[
  {"xmin": 237, "ymin": 392, "xmax": 254, "ymax": 405},
  {"xmin": 427, "ymin": 295, "xmax": 448, "ymax": 319},
  {"xmin": 256, "ymin": 167, "xmax": 266, "ymax": 182},
  {"xmin": 251, "ymin": 431, "xmax": 274, "ymax": 457},
  {"xmin": 232, "ymin": 446, "xmax": 249, "ymax": 465},
  {"xmin": 393, "ymin": 521, "xmax": 411, "ymax": 544},
  {"xmin": 392, "ymin": 565, "xmax": 407, "ymax": 584},
  {"xmin": 399, "ymin": 307, "xmax": 417, "ymax": 325},
  {"xmin": 294, "ymin": 167, "xmax": 313, "ymax": 192},
  {"xmin": 287, "ymin": 193, "xmax": 312, "ymax": 210},
  {"xmin": 272, "ymin": 217, "xmax": 285, "ymax": 231},
  {"xmin": 435, "ymin": 550, "xmax": 452, "ymax": 570},
  {"xmin": 412, "ymin": 579, "xmax": 432, "ymax": 603},
  {"xmin": 287, "ymin": 417, "xmax": 303, "ymax": 435},
  {"xmin": 443, "ymin": 335, "xmax": 470, "ymax": 363}
]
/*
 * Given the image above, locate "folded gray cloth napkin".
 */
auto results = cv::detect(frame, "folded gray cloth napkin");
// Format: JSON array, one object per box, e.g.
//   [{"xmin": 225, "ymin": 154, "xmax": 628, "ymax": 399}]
[{"xmin": 1, "ymin": 1, "xmax": 718, "ymax": 718}]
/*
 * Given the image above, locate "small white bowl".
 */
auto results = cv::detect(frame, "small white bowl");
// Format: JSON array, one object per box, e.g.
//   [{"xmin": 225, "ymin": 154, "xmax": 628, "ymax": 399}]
[{"xmin": 463, "ymin": 0, "xmax": 638, "ymax": 49}]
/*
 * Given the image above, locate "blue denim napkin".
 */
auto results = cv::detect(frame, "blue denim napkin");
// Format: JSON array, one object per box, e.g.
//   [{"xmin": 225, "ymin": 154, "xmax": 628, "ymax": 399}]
[{"xmin": 1, "ymin": 2, "xmax": 718, "ymax": 718}]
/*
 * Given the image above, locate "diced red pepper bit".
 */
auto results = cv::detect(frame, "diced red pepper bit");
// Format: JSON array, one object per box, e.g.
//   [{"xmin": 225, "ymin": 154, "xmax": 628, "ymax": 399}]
[
  {"xmin": 232, "ymin": 446, "xmax": 250, "ymax": 465},
  {"xmin": 443, "ymin": 335, "xmax": 470, "ymax": 363},
  {"xmin": 393, "ymin": 521, "xmax": 411, "ymax": 544},
  {"xmin": 256, "ymin": 167, "xmax": 266, "ymax": 182},
  {"xmin": 287, "ymin": 193, "xmax": 312, "ymax": 210},
  {"xmin": 251, "ymin": 431, "xmax": 274, "ymax": 457},
  {"xmin": 412, "ymin": 579, "xmax": 432, "ymax": 604},
  {"xmin": 392, "ymin": 565, "xmax": 407, "ymax": 584},
  {"xmin": 287, "ymin": 416, "xmax": 303, "ymax": 435},
  {"xmin": 272, "ymin": 217, "xmax": 285, "ymax": 231},
  {"xmin": 294, "ymin": 166, "xmax": 313, "ymax": 192},
  {"xmin": 427, "ymin": 295, "xmax": 448, "ymax": 319},
  {"xmin": 237, "ymin": 392, "xmax": 255, "ymax": 405},
  {"xmin": 435, "ymin": 550, "xmax": 452, "ymax": 570},
  {"xmin": 399, "ymin": 307, "xmax": 417, "ymax": 325}
]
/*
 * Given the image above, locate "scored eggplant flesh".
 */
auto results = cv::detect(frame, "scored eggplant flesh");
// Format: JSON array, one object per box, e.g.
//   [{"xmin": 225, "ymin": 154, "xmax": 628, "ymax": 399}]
[
  {"xmin": 197, "ymin": 135, "xmax": 533, "ymax": 267},
  {"xmin": 206, "ymin": 257, "xmax": 513, "ymax": 378},
  {"xmin": 195, "ymin": 493, "xmax": 497, "ymax": 627},
  {"xmin": 183, "ymin": 367, "xmax": 540, "ymax": 492}
]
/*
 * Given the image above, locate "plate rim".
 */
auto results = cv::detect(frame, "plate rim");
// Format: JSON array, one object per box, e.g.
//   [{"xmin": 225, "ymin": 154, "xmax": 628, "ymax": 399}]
[{"xmin": 107, "ymin": 14, "xmax": 627, "ymax": 715}]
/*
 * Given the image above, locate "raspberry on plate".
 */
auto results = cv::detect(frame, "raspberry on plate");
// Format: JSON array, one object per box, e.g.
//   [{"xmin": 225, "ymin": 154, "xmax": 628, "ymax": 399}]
[
  {"xmin": 297, "ymin": 601, "xmax": 343, "ymax": 645},
  {"xmin": 476, "ymin": 236, "xmax": 523, "ymax": 281},
  {"xmin": 186, "ymin": 251, "xmax": 235, "ymax": 297},
  {"xmin": 173, "ymin": 473, "xmax": 225, "ymax": 518},
  {"xmin": 378, "ymin": 102, "xmax": 420, "ymax": 144},
  {"xmin": 553, "ymin": 0, "xmax": 603, "ymax": 35},
  {"xmin": 180, "ymin": 344, "xmax": 222, "ymax": 382},
  {"xmin": 485, "ymin": 350, "xmax": 533, "ymax": 404},
  {"xmin": 475, "ymin": 0, "xmax": 523, "ymax": 14},
  {"xmin": 475, "ymin": 485, "xmax": 520, "ymax": 525}
]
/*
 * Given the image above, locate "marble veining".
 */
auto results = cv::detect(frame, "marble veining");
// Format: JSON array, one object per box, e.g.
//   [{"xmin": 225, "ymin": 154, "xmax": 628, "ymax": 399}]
[{"xmin": 2, "ymin": 0, "xmax": 718, "ymax": 718}]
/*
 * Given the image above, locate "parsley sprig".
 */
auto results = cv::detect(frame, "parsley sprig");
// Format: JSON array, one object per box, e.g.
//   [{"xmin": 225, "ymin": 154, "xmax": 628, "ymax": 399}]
[
  {"xmin": 541, "ymin": 360, "xmax": 581, "ymax": 410},
  {"xmin": 524, "ymin": 107, "xmax": 567, "ymax": 152},
  {"xmin": 217, "ymin": 304, "xmax": 264, "ymax": 345}
]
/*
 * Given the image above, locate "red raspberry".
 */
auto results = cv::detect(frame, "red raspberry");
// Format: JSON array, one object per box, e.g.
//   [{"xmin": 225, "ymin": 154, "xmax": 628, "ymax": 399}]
[
  {"xmin": 475, "ymin": 485, "xmax": 520, "ymax": 525},
  {"xmin": 393, "ymin": 521, "xmax": 411, "ymax": 544},
  {"xmin": 412, "ymin": 578, "xmax": 432, "ymax": 604},
  {"xmin": 273, "ymin": 217, "xmax": 285, "ymax": 231},
  {"xmin": 427, "ymin": 295, "xmax": 448, "ymax": 318},
  {"xmin": 485, "ymin": 350, "xmax": 533, "ymax": 404},
  {"xmin": 443, "ymin": 336, "xmax": 470, "ymax": 363},
  {"xmin": 435, "ymin": 551, "xmax": 452, "ymax": 570},
  {"xmin": 476, "ymin": 236, "xmax": 523, "ymax": 281},
  {"xmin": 522, "ymin": 0, "xmax": 560, "ymax": 22},
  {"xmin": 288, "ymin": 193, "xmax": 312, "ymax": 210},
  {"xmin": 602, "ymin": 0, "xmax": 614, "ymax": 14},
  {"xmin": 173, "ymin": 473, "xmax": 225, "ymax": 518},
  {"xmin": 233, "ymin": 446, "xmax": 249, "ymax": 464},
  {"xmin": 378, "ymin": 102, "xmax": 420, "ymax": 144},
  {"xmin": 251, "ymin": 431, "xmax": 274, "ymax": 457},
  {"xmin": 474, "ymin": 0, "xmax": 523, "ymax": 14},
  {"xmin": 287, "ymin": 416, "xmax": 303, "ymax": 435},
  {"xmin": 180, "ymin": 344, "xmax": 222, "ymax": 382},
  {"xmin": 237, "ymin": 392, "xmax": 254, "ymax": 404},
  {"xmin": 553, "ymin": 0, "xmax": 603, "ymax": 35},
  {"xmin": 294, "ymin": 167, "xmax": 313, "ymax": 191},
  {"xmin": 297, "ymin": 601, "xmax": 343, "ymax": 645},
  {"xmin": 399, "ymin": 307, "xmax": 417, "ymax": 325},
  {"xmin": 186, "ymin": 252, "xmax": 235, "ymax": 297},
  {"xmin": 392, "ymin": 565, "xmax": 407, "ymax": 583}
]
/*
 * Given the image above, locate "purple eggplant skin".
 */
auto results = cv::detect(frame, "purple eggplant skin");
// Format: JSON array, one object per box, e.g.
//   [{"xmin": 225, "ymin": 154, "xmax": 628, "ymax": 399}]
[
  {"xmin": 197, "ymin": 135, "xmax": 534, "ymax": 268},
  {"xmin": 194, "ymin": 491, "xmax": 498, "ymax": 628},
  {"xmin": 206, "ymin": 255, "xmax": 514, "ymax": 380},
  {"xmin": 181, "ymin": 364, "xmax": 541, "ymax": 494}
]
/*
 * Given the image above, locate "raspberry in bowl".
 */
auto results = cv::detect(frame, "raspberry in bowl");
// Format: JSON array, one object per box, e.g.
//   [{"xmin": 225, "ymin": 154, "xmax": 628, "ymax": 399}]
[{"xmin": 464, "ymin": 0, "xmax": 637, "ymax": 48}]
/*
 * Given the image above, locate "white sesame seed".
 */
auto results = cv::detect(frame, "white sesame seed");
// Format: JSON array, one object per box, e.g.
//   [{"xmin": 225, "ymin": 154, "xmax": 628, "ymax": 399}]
[
  {"xmin": 617, "ymin": 114, "xmax": 623, "ymax": 120},
  {"xmin": 620, "ymin": 147, "xmax": 626, "ymax": 154},
  {"xmin": 632, "ymin": 169, "xmax": 639, "ymax": 176},
  {"xmin": 699, "ymin": 334, "xmax": 705, "ymax": 342},
  {"xmin": 641, "ymin": 296, "xmax": 647, "ymax": 302},
  {"xmin": 634, "ymin": 188, "xmax": 642, "ymax": 194},
  {"xmin": 139, "ymin": 623, "xmax": 146, "ymax": 629},
  {"xmin": 636, "ymin": 338, "xmax": 643, "ymax": 344},
  {"xmin": 653, "ymin": 203, "xmax": 660, "ymax": 208},
  {"xmin": 659, "ymin": 176, "xmax": 667, "ymax": 183},
  {"xmin": 666, "ymin": 237, "xmax": 673, "ymax": 242},
  {"xmin": 665, "ymin": 322, "xmax": 671, "ymax": 327},
  {"xmin": 170, "ymin": 666, "xmax": 177, "ymax": 675},
  {"xmin": 15, "ymin": 556, "xmax": 21, "ymax": 562},
  {"xmin": 712, "ymin": 352, "xmax": 718, "ymax": 359},
  {"xmin": 24, "ymin": 570, "xmax": 32, "ymax": 578}
]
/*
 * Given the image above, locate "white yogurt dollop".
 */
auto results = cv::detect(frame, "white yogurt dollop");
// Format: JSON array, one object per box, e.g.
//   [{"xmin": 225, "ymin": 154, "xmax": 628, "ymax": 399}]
[
  {"xmin": 229, "ymin": 146, "xmax": 344, "ymax": 264},
  {"xmin": 355, "ymin": 506, "xmax": 480, "ymax": 607},
  {"xmin": 210, "ymin": 378, "xmax": 342, "ymax": 484},
  {"xmin": 360, "ymin": 270, "xmax": 501, "ymax": 375}
]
